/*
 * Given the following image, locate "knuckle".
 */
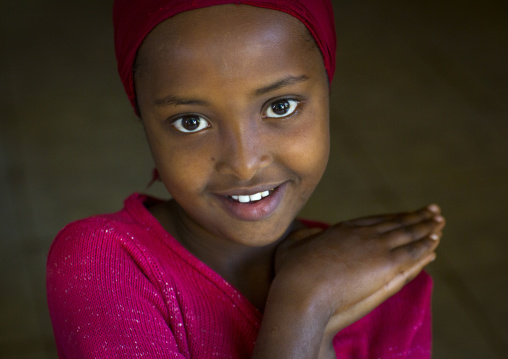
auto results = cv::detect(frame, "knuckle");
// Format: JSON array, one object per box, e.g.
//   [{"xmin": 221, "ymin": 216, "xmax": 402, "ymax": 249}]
[
  {"xmin": 405, "ymin": 244, "xmax": 420, "ymax": 259},
  {"xmin": 357, "ymin": 226, "xmax": 374, "ymax": 238},
  {"xmin": 402, "ymin": 226, "xmax": 415, "ymax": 238}
]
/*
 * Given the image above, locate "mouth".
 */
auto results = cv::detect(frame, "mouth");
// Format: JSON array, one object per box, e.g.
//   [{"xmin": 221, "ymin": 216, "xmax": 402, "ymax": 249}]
[
  {"xmin": 215, "ymin": 183, "xmax": 288, "ymax": 221},
  {"xmin": 226, "ymin": 188, "xmax": 276, "ymax": 204}
]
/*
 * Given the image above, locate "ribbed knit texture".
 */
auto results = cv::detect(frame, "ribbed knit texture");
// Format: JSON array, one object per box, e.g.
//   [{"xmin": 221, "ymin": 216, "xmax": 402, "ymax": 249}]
[{"xmin": 47, "ymin": 193, "xmax": 432, "ymax": 358}]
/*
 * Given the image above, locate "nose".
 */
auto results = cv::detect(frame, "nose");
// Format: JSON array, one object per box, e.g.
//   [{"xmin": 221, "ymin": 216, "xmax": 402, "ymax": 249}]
[{"xmin": 215, "ymin": 122, "xmax": 272, "ymax": 181}]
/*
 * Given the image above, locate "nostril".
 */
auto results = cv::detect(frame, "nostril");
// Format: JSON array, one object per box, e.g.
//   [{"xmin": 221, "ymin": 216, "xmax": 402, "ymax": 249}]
[
  {"xmin": 260, "ymin": 154, "xmax": 271, "ymax": 165},
  {"xmin": 215, "ymin": 152, "xmax": 273, "ymax": 180}
]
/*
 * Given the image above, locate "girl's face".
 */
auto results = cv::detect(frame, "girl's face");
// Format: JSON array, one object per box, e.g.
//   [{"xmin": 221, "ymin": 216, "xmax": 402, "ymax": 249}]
[{"xmin": 135, "ymin": 4, "xmax": 330, "ymax": 247}]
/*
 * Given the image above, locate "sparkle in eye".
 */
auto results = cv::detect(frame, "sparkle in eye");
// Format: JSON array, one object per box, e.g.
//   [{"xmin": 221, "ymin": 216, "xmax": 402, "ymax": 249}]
[
  {"xmin": 173, "ymin": 115, "xmax": 210, "ymax": 133},
  {"xmin": 272, "ymin": 100, "xmax": 290, "ymax": 115},
  {"xmin": 265, "ymin": 99, "xmax": 299, "ymax": 118},
  {"xmin": 182, "ymin": 117, "xmax": 200, "ymax": 131}
]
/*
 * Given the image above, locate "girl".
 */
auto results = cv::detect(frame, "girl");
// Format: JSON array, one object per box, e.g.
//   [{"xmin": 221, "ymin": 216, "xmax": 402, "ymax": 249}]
[{"xmin": 47, "ymin": 0, "xmax": 445, "ymax": 358}]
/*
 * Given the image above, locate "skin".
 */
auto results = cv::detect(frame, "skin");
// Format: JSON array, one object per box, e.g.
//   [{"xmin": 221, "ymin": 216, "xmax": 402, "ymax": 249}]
[
  {"xmin": 135, "ymin": 5, "xmax": 330, "ymax": 310},
  {"xmin": 134, "ymin": 4, "xmax": 445, "ymax": 358}
]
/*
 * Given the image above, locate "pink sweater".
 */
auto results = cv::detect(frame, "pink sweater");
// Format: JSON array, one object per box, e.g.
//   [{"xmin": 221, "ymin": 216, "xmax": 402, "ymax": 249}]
[{"xmin": 47, "ymin": 193, "xmax": 432, "ymax": 358}]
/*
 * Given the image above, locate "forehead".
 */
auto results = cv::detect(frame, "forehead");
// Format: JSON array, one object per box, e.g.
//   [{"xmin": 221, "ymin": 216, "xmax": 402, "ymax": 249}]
[{"xmin": 135, "ymin": 4, "xmax": 324, "ymax": 93}]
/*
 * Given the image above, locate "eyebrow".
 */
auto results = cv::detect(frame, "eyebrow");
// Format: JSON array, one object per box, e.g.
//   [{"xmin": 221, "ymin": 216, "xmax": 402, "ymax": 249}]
[
  {"xmin": 153, "ymin": 74, "xmax": 310, "ymax": 107},
  {"xmin": 254, "ymin": 75, "xmax": 309, "ymax": 96},
  {"xmin": 154, "ymin": 95, "xmax": 208, "ymax": 107}
]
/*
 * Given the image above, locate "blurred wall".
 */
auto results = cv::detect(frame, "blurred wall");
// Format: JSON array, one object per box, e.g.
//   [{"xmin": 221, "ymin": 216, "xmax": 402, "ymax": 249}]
[{"xmin": 1, "ymin": 0, "xmax": 507, "ymax": 358}]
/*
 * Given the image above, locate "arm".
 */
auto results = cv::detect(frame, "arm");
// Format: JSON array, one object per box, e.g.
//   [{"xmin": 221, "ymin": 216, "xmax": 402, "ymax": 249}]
[
  {"xmin": 46, "ymin": 219, "xmax": 187, "ymax": 358},
  {"xmin": 252, "ymin": 205, "xmax": 444, "ymax": 359}
]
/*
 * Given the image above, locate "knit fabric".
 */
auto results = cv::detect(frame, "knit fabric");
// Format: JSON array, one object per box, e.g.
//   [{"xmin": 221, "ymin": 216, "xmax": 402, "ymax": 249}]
[{"xmin": 47, "ymin": 193, "xmax": 432, "ymax": 358}]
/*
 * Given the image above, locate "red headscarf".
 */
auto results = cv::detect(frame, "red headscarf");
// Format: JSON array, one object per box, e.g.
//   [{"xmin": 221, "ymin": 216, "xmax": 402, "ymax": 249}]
[{"xmin": 113, "ymin": 0, "xmax": 336, "ymax": 113}]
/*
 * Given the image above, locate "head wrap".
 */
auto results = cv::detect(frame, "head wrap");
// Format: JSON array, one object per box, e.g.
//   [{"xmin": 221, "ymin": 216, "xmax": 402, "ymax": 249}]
[{"xmin": 113, "ymin": 0, "xmax": 336, "ymax": 113}]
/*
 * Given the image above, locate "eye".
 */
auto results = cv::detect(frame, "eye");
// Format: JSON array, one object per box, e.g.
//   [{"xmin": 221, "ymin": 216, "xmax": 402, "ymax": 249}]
[
  {"xmin": 172, "ymin": 115, "xmax": 210, "ymax": 133},
  {"xmin": 264, "ymin": 99, "xmax": 299, "ymax": 118}
]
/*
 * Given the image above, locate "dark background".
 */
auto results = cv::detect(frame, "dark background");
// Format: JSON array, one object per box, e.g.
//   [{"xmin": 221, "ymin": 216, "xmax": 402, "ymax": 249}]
[{"xmin": 1, "ymin": 0, "xmax": 507, "ymax": 357}]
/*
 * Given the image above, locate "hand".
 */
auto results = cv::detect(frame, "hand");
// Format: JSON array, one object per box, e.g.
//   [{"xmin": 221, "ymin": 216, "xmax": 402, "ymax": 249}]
[{"xmin": 275, "ymin": 205, "xmax": 444, "ymax": 346}]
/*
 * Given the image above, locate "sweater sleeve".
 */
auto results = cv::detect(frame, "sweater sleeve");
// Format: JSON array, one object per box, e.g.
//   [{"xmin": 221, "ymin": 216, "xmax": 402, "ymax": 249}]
[
  {"xmin": 406, "ymin": 272, "xmax": 433, "ymax": 357},
  {"xmin": 332, "ymin": 271, "xmax": 433, "ymax": 358},
  {"xmin": 46, "ymin": 218, "xmax": 188, "ymax": 359}
]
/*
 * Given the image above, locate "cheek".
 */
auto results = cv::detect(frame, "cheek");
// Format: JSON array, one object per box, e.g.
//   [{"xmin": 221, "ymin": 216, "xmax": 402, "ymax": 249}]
[
  {"xmin": 281, "ymin": 108, "xmax": 330, "ymax": 185},
  {"xmin": 145, "ymin": 127, "xmax": 215, "ymax": 197}
]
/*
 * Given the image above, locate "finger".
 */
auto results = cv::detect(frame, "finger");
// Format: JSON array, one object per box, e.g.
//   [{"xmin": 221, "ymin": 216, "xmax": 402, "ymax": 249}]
[
  {"xmin": 374, "ymin": 206, "xmax": 442, "ymax": 233},
  {"xmin": 324, "ymin": 252, "xmax": 435, "ymax": 335},
  {"xmin": 384, "ymin": 252, "xmax": 436, "ymax": 293},
  {"xmin": 384, "ymin": 216, "xmax": 445, "ymax": 248},
  {"xmin": 343, "ymin": 213, "xmax": 399, "ymax": 226},
  {"xmin": 391, "ymin": 235, "xmax": 440, "ymax": 265},
  {"xmin": 344, "ymin": 204, "xmax": 440, "ymax": 228}
]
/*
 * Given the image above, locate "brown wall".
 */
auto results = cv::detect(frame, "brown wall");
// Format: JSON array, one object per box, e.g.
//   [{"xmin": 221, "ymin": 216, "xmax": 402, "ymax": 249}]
[{"xmin": 1, "ymin": 0, "xmax": 506, "ymax": 357}]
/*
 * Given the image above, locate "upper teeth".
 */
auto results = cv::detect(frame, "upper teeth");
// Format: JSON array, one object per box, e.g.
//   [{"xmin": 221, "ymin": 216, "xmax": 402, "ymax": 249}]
[{"xmin": 231, "ymin": 190, "xmax": 271, "ymax": 203}]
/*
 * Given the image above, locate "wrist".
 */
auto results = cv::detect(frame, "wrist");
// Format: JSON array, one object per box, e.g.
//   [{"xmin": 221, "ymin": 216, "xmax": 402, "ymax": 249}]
[
  {"xmin": 252, "ymin": 275, "xmax": 331, "ymax": 359},
  {"xmin": 271, "ymin": 269, "xmax": 333, "ymax": 322}
]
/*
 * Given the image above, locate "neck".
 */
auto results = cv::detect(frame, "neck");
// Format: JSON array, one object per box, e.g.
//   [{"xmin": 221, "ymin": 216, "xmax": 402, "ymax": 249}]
[{"xmin": 149, "ymin": 199, "xmax": 296, "ymax": 311}]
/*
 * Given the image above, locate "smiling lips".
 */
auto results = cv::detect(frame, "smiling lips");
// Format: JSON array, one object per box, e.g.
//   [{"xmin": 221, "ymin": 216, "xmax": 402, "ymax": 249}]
[
  {"xmin": 227, "ymin": 189, "xmax": 274, "ymax": 203},
  {"xmin": 216, "ymin": 183, "xmax": 287, "ymax": 221}
]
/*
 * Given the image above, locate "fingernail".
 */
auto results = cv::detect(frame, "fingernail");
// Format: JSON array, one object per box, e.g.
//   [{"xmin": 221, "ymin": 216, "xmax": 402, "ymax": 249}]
[
  {"xmin": 430, "ymin": 233, "xmax": 439, "ymax": 241},
  {"xmin": 428, "ymin": 204, "xmax": 440, "ymax": 213},
  {"xmin": 433, "ymin": 215, "xmax": 444, "ymax": 223}
]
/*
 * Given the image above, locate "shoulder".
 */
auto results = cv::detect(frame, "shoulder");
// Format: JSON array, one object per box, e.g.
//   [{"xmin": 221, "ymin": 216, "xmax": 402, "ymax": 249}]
[
  {"xmin": 49, "ymin": 204, "xmax": 134, "ymax": 262},
  {"xmin": 47, "ymin": 193, "xmax": 166, "ymax": 289},
  {"xmin": 46, "ymin": 195, "xmax": 192, "ymax": 357},
  {"xmin": 46, "ymin": 194, "xmax": 178, "ymax": 320},
  {"xmin": 49, "ymin": 193, "xmax": 157, "ymax": 258}
]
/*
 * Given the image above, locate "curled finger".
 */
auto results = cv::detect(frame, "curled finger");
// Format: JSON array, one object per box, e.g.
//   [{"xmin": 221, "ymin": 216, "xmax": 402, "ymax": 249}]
[
  {"xmin": 384, "ymin": 216, "xmax": 445, "ymax": 248},
  {"xmin": 373, "ymin": 205, "xmax": 441, "ymax": 233},
  {"xmin": 383, "ymin": 252, "xmax": 436, "ymax": 294},
  {"xmin": 391, "ymin": 235, "xmax": 439, "ymax": 265}
]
